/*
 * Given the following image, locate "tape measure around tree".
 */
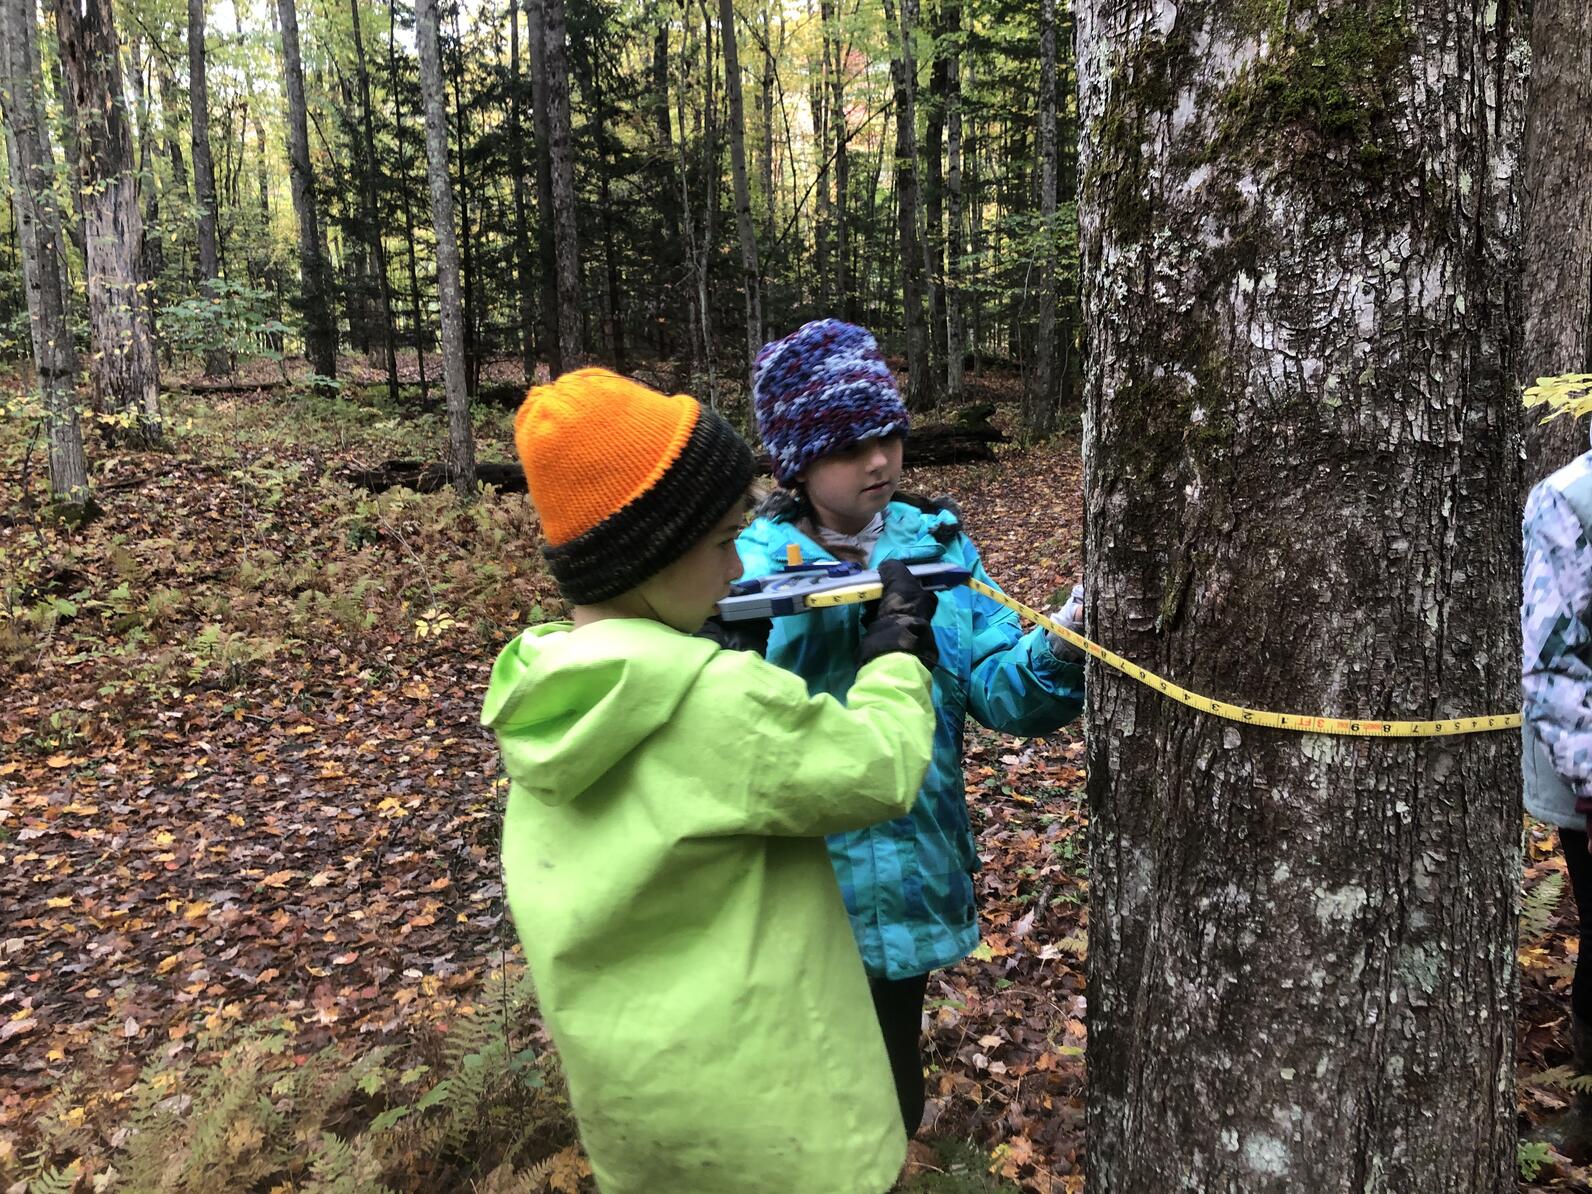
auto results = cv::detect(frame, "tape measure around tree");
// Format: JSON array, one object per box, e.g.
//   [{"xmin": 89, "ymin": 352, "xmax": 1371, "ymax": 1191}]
[{"xmin": 963, "ymin": 579, "xmax": 1520, "ymax": 738}]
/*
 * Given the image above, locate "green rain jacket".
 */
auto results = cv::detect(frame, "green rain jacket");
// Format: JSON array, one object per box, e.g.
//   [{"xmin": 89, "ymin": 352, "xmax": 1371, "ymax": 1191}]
[{"xmin": 481, "ymin": 618, "xmax": 936, "ymax": 1194}]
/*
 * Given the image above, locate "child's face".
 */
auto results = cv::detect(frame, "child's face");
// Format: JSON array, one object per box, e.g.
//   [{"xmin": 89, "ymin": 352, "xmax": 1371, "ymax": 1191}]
[
  {"xmin": 799, "ymin": 435, "xmax": 904, "ymax": 533},
  {"xmin": 634, "ymin": 504, "xmax": 747, "ymax": 632}
]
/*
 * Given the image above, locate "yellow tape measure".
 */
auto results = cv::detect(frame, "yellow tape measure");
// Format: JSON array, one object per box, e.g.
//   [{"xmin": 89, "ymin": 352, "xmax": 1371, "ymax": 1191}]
[
  {"xmin": 964, "ymin": 579, "xmax": 1519, "ymax": 738},
  {"xmin": 794, "ymin": 571, "xmax": 1520, "ymax": 737}
]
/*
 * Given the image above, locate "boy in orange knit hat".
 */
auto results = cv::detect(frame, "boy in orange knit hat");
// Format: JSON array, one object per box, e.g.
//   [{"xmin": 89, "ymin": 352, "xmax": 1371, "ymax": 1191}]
[{"xmin": 481, "ymin": 367, "xmax": 941, "ymax": 1193}]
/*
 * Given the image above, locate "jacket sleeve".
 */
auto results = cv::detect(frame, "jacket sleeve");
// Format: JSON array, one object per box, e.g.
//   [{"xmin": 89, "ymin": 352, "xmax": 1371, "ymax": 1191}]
[
  {"xmin": 962, "ymin": 544, "xmax": 1086, "ymax": 736},
  {"xmin": 692, "ymin": 649, "xmax": 935, "ymax": 837},
  {"xmin": 1523, "ymin": 483, "xmax": 1592, "ymax": 810}
]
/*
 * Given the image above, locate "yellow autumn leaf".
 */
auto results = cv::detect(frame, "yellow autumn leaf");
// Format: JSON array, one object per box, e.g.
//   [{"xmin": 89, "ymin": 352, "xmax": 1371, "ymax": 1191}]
[{"xmin": 46, "ymin": 896, "xmax": 73, "ymax": 909}]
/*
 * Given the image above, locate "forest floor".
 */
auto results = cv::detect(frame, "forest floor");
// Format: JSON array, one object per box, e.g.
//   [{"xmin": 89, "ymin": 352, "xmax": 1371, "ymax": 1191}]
[{"xmin": 0, "ymin": 356, "xmax": 1584, "ymax": 1192}]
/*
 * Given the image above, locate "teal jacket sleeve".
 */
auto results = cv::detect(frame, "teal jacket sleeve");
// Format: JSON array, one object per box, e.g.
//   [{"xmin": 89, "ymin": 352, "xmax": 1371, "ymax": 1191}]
[{"xmin": 964, "ymin": 545, "xmax": 1086, "ymax": 736}]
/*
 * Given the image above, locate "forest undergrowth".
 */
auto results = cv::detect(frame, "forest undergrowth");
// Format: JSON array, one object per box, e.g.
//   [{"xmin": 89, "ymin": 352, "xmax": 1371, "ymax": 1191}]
[{"xmin": 0, "ymin": 362, "xmax": 1581, "ymax": 1191}]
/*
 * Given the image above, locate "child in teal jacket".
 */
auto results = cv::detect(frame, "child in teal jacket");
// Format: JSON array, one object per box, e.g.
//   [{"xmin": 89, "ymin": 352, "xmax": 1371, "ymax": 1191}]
[
  {"xmin": 484, "ymin": 368, "xmax": 943, "ymax": 1193},
  {"xmin": 739, "ymin": 321, "xmax": 1087, "ymax": 1134}
]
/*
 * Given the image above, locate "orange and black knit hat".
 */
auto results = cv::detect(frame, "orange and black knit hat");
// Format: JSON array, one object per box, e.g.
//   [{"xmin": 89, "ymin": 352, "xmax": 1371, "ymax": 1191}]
[{"xmin": 514, "ymin": 368, "xmax": 754, "ymax": 604}]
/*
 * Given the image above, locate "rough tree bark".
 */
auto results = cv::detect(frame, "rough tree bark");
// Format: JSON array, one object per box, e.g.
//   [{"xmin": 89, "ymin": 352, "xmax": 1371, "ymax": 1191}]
[
  {"xmin": 535, "ymin": 0, "xmax": 582, "ymax": 370},
  {"xmin": 1023, "ymin": 0, "xmax": 1057, "ymax": 435},
  {"xmin": 1077, "ymin": 4, "xmax": 1524, "ymax": 1190},
  {"xmin": 276, "ymin": 0, "xmax": 337, "ymax": 383},
  {"xmin": 1520, "ymin": 0, "xmax": 1592, "ymax": 483},
  {"xmin": 414, "ymin": 0, "xmax": 475, "ymax": 496},
  {"xmin": 0, "ymin": 0, "xmax": 89, "ymax": 510},
  {"xmin": 883, "ymin": 0, "xmax": 932, "ymax": 409},
  {"xmin": 188, "ymin": 0, "xmax": 227, "ymax": 377},
  {"xmin": 719, "ymin": 0, "xmax": 762, "ymax": 387},
  {"xmin": 54, "ymin": 0, "xmax": 161, "ymax": 444}
]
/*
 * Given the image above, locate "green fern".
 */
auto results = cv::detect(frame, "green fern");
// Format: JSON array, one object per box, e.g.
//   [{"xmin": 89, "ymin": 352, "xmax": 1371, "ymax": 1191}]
[
  {"xmin": 1518, "ymin": 1139, "xmax": 1555, "ymax": 1180},
  {"xmin": 26, "ymin": 1162, "xmax": 81, "ymax": 1194},
  {"xmin": 1521, "ymin": 871, "xmax": 1566, "ymax": 944}
]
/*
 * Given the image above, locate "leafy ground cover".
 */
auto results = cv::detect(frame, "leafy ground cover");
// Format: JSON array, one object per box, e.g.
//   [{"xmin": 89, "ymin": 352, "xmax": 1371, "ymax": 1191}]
[{"xmin": 0, "ymin": 363, "xmax": 1583, "ymax": 1191}]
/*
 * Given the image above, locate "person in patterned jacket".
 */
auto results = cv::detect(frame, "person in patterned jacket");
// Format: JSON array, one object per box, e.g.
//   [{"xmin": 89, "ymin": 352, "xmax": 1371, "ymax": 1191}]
[
  {"xmin": 736, "ymin": 319, "xmax": 1087, "ymax": 1137},
  {"xmin": 1524, "ymin": 424, "xmax": 1592, "ymax": 1067}
]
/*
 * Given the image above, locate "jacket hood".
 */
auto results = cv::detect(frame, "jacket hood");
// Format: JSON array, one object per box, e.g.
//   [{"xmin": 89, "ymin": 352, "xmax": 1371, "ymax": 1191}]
[{"xmin": 481, "ymin": 620, "xmax": 719, "ymax": 804}]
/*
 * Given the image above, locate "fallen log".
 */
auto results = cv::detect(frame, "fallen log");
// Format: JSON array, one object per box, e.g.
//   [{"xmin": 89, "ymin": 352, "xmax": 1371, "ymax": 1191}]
[
  {"xmin": 342, "ymin": 460, "xmax": 529, "ymax": 494},
  {"xmin": 343, "ymin": 418, "xmax": 1007, "ymax": 495}
]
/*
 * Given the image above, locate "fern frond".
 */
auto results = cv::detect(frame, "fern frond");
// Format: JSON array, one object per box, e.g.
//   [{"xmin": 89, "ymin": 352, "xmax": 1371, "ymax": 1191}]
[{"xmin": 1521, "ymin": 872, "xmax": 1566, "ymax": 943}]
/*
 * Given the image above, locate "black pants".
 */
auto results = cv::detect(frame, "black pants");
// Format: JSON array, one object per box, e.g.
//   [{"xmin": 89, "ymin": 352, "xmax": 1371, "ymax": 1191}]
[
  {"xmin": 1563, "ymin": 830, "xmax": 1592, "ymax": 1024},
  {"xmin": 869, "ymin": 971, "xmax": 930, "ymax": 1136}
]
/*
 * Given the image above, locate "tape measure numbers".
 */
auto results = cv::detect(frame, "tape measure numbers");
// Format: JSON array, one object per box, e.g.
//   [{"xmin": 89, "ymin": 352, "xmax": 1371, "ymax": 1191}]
[{"xmin": 964, "ymin": 579, "xmax": 1520, "ymax": 739}]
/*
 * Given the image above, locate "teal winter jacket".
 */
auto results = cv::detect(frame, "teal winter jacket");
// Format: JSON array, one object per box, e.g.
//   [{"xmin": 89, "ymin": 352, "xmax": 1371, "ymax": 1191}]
[{"xmin": 737, "ymin": 496, "xmax": 1086, "ymax": 978}]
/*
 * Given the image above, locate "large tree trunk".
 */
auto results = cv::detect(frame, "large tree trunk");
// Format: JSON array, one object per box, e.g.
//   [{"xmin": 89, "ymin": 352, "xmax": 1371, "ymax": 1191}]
[
  {"xmin": 536, "ymin": 0, "xmax": 582, "ymax": 370},
  {"xmin": 54, "ymin": 0, "xmax": 161, "ymax": 445},
  {"xmin": 350, "ymin": 0, "xmax": 399, "ymax": 403},
  {"xmin": 942, "ymin": 0, "xmax": 964, "ymax": 401},
  {"xmin": 719, "ymin": 0, "xmax": 762, "ymax": 387},
  {"xmin": 0, "ymin": 0, "xmax": 89, "ymax": 511},
  {"xmin": 1022, "ymin": 0, "xmax": 1057, "ymax": 435},
  {"xmin": 188, "ymin": 0, "xmax": 227, "ymax": 377},
  {"xmin": 1520, "ymin": 0, "xmax": 1592, "ymax": 484},
  {"xmin": 509, "ymin": 0, "xmax": 536, "ymax": 378},
  {"xmin": 414, "ymin": 0, "xmax": 475, "ymax": 497},
  {"xmin": 1077, "ymin": 5, "xmax": 1524, "ymax": 1190},
  {"xmin": 884, "ymin": 0, "xmax": 933, "ymax": 409},
  {"xmin": 276, "ymin": 0, "xmax": 337, "ymax": 383}
]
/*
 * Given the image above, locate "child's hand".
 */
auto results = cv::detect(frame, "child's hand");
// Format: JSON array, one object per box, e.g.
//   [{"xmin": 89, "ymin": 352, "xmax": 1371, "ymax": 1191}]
[
  {"xmin": 858, "ymin": 560, "xmax": 940, "ymax": 670},
  {"xmin": 696, "ymin": 613, "xmax": 772, "ymax": 656},
  {"xmin": 1047, "ymin": 583, "xmax": 1086, "ymax": 663}
]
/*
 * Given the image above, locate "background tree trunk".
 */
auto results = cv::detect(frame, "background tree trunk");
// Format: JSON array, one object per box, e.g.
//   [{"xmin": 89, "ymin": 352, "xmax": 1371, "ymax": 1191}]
[
  {"xmin": 943, "ymin": 0, "xmax": 963, "ymax": 400},
  {"xmin": 830, "ymin": 0, "xmax": 849, "ymax": 319},
  {"xmin": 720, "ymin": 0, "xmax": 762, "ymax": 387},
  {"xmin": 650, "ymin": 19, "xmax": 682, "ymax": 359},
  {"xmin": 1077, "ymin": 3, "xmax": 1524, "ymax": 1190},
  {"xmin": 415, "ymin": 0, "xmax": 476, "ymax": 496},
  {"xmin": 188, "ymin": 0, "xmax": 227, "ymax": 377},
  {"xmin": 924, "ymin": 0, "xmax": 948, "ymax": 384},
  {"xmin": 1520, "ymin": 0, "xmax": 1592, "ymax": 484},
  {"xmin": 509, "ymin": 0, "xmax": 536, "ymax": 379},
  {"xmin": 884, "ymin": 0, "xmax": 932, "ymax": 409},
  {"xmin": 350, "ymin": 0, "xmax": 399, "ymax": 402},
  {"xmin": 537, "ymin": 0, "xmax": 582, "ymax": 370},
  {"xmin": 54, "ymin": 0, "xmax": 161, "ymax": 444},
  {"xmin": 1023, "ymin": 0, "xmax": 1056, "ymax": 435},
  {"xmin": 276, "ymin": 0, "xmax": 337, "ymax": 382},
  {"xmin": 527, "ymin": 0, "xmax": 560, "ymax": 373},
  {"xmin": 0, "ymin": 0, "xmax": 89, "ymax": 510}
]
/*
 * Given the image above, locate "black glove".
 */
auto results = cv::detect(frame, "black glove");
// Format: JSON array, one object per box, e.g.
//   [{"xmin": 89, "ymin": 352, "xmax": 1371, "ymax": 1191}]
[
  {"xmin": 696, "ymin": 613, "xmax": 772, "ymax": 656},
  {"xmin": 857, "ymin": 559, "xmax": 939, "ymax": 670}
]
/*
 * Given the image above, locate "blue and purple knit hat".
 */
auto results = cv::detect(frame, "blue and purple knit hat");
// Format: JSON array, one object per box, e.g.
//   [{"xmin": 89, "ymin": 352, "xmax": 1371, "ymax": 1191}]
[{"xmin": 751, "ymin": 320, "xmax": 911, "ymax": 485}]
